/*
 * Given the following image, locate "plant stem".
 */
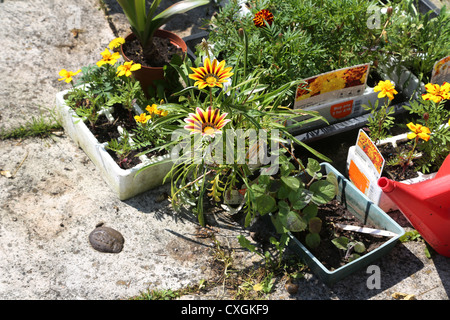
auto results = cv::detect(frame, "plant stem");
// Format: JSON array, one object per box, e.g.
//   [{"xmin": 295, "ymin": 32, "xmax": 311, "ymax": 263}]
[
  {"xmin": 172, "ymin": 169, "xmax": 214, "ymax": 199},
  {"xmin": 279, "ymin": 142, "xmax": 307, "ymax": 175},
  {"xmin": 403, "ymin": 136, "xmax": 418, "ymax": 174}
]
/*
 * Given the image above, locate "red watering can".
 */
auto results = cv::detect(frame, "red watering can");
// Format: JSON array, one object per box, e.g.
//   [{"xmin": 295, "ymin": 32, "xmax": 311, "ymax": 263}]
[{"xmin": 377, "ymin": 154, "xmax": 450, "ymax": 257}]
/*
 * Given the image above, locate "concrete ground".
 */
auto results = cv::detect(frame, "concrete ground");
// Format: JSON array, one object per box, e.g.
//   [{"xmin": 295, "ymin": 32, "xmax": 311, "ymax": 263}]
[{"xmin": 0, "ymin": 0, "xmax": 448, "ymax": 301}]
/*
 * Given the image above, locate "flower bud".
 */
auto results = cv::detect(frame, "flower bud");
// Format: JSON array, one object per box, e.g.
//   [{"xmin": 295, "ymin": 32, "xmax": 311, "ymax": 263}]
[
  {"xmin": 423, "ymin": 113, "xmax": 429, "ymax": 121},
  {"xmin": 387, "ymin": 7, "xmax": 393, "ymax": 16},
  {"xmin": 238, "ymin": 28, "xmax": 244, "ymax": 38}
]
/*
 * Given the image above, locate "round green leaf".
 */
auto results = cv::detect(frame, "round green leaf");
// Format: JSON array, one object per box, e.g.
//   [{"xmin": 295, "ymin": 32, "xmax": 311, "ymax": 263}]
[
  {"xmin": 280, "ymin": 210, "xmax": 307, "ymax": 232},
  {"xmin": 255, "ymin": 195, "xmax": 276, "ymax": 215},
  {"xmin": 331, "ymin": 236, "xmax": 349, "ymax": 250},
  {"xmin": 302, "ymin": 203, "xmax": 318, "ymax": 220},
  {"xmin": 281, "ymin": 176, "xmax": 300, "ymax": 190},
  {"xmin": 308, "ymin": 217, "xmax": 322, "ymax": 234},
  {"xmin": 354, "ymin": 241, "xmax": 366, "ymax": 253},
  {"xmin": 305, "ymin": 232, "xmax": 321, "ymax": 249},
  {"xmin": 310, "ymin": 180, "xmax": 337, "ymax": 204},
  {"xmin": 306, "ymin": 158, "xmax": 321, "ymax": 177}
]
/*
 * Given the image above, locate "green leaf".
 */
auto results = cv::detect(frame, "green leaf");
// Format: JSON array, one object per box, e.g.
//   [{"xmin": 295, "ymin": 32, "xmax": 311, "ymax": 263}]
[
  {"xmin": 292, "ymin": 190, "xmax": 313, "ymax": 210},
  {"xmin": 279, "ymin": 210, "xmax": 307, "ymax": 232},
  {"xmin": 306, "ymin": 158, "xmax": 321, "ymax": 177},
  {"xmin": 302, "ymin": 203, "xmax": 318, "ymax": 221},
  {"xmin": 326, "ymin": 172, "xmax": 339, "ymax": 195},
  {"xmin": 305, "ymin": 233, "xmax": 321, "ymax": 249},
  {"xmin": 250, "ymin": 183, "xmax": 266, "ymax": 197},
  {"xmin": 281, "ymin": 176, "xmax": 300, "ymax": 190},
  {"xmin": 310, "ymin": 180, "xmax": 336, "ymax": 204},
  {"xmin": 277, "ymin": 184, "xmax": 290, "ymax": 199},
  {"xmin": 255, "ymin": 195, "xmax": 276, "ymax": 215},
  {"xmin": 238, "ymin": 235, "xmax": 257, "ymax": 253},
  {"xmin": 353, "ymin": 241, "xmax": 366, "ymax": 253},
  {"xmin": 277, "ymin": 200, "xmax": 290, "ymax": 214},
  {"xmin": 308, "ymin": 217, "xmax": 322, "ymax": 234},
  {"xmin": 332, "ymin": 236, "xmax": 349, "ymax": 250}
]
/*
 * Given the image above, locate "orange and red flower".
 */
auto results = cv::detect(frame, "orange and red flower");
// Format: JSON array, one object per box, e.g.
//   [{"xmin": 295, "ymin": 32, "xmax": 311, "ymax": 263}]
[
  {"xmin": 184, "ymin": 106, "xmax": 231, "ymax": 137},
  {"xmin": 189, "ymin": 58, "xmax": 233, "ymax": 90},
  {"xmin": 253, "ymin": 9, "xmax": 274, "ymax": 28}
]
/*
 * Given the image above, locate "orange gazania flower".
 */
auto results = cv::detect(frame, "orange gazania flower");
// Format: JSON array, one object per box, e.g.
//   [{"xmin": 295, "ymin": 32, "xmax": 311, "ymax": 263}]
[
  {"xmin": 407, "ymin": 122, "xmax": 431, "ymax": 142},
  {"xmin": 253, "ymin": 9, "xmax": 274, "ymax": 28},
  {"xmin": 189, "ymin": 58, "xmax": 233, "ymax": 90},
  {"xmin": 374, "ymin": 80, "xmax": 398, "ymax": 101},
  {"xmin": 184, "ymin": 106, "xmax": 231, "ymax": 137},
  {"xmin": 96, "ymin": 48, "xmax": 120, "ymax": 67},
  {"xmin": 422, "ymin": 82, "xmax": 450, "ymax": 103},
  {"xmin": 58, "ymin": 69, "xmax": 81, "ymax": 83}
]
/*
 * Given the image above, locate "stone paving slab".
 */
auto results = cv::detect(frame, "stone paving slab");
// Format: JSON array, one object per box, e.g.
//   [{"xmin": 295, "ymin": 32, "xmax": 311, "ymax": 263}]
[{"xmin": 0, "ymin": 0, "xmax": 448, "ymax": 301}]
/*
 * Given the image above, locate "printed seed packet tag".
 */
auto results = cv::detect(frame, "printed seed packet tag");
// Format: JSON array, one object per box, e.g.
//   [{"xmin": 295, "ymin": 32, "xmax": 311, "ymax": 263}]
[
  {"xmin": 294, "ymin": 63, "xmax": 370, "ymax": 110},
  {"xmin": 347, "ymin": 130, "xmax": 385, "ymax": 199},
  {"xmin": 431, "ymin": 56, "xmax": 450, "ymax": 85}
]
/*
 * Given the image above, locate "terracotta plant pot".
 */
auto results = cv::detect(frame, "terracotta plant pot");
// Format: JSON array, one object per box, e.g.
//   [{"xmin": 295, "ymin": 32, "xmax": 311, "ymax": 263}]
[{"xmin": 120, "ymin": 30, "xmax": 187, "ymax": 96}]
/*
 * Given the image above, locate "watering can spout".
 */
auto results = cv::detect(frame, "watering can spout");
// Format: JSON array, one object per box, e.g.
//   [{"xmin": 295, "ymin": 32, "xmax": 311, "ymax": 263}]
[
  {"xmin": 378, "ymin": 177, "xmax": 395, "ymax": 193},
  {"xmin": 377, "ymin": 154, "xmax": 450, "ymax": 257}
]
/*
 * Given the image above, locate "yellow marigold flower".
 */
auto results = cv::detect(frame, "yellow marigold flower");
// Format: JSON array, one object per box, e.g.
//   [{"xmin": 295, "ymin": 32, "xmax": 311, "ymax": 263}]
[
  {"xmin": 423, "ymin": 82, "xmax": 450, "ymax": 103},
  {"xmin": 134, "ymin": 113, "xmax": 151, "ymax": 124},
  {"xmin": 116, "ymin": 61, "xmax": 141, "ymax": 77},
  {"xmin": 189, "ymin": 58, "xmax": 233, "ymax": 90},
  {"xmin": 108, "ymin": 37, "xmax": 125, "ymax": 50},
  {"xmin": 58, "ymin": 69, "xmax": 81, "ymax": 83},
  {"xmin": 96, "ymin": 48, "xmax": 120, "ymax": 67},
  {"xmin": 253, "ymin": 9, "xmax": 274, "ymax": 28},
  {"xmin": 145, "ymin": 104, "xmax": 168, "ymax": 117},
  {"xmin": 406, "ymin": 122, "xmax": 431, "ymax": 142},
  {"xmin": 184, "ymin": 106, "xmax": 231, "ymax": 137},
  {"xmin": 374, "ymin": 80, "xmax": 398, "ymax": 101}
]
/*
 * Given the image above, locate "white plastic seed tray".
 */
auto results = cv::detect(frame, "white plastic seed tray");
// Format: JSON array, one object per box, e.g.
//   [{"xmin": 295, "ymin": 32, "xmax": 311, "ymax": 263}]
[{"xmin": 55, "ymin": 88, "xmax": 173, "ymax": 200}]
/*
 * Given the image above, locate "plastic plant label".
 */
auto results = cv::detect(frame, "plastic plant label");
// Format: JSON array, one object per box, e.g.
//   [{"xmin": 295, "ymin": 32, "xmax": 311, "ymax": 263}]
[
  {"xmin": 294, "ymin": 64, "xmax": 370, "ymax": 110},
  {"xmin": 347, "ymin": 130, "xmax": 385, "ymax": 199},
  {"xmin": 330, "ymin": 100, "xmax": 354, "ymax": 119},
  {"xmin": 348, "ymin": 159, "xmax": 370, "ymax": 194},
  {"xmin": 431, "ymin": 55, "xmax": 450, "ymax": 85}
]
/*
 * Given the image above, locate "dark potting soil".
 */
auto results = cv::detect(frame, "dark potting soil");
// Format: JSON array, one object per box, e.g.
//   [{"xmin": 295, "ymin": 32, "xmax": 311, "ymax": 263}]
[
  {"xmin": 122, "ymin": 36, "xmax": 183, "ymax": 68},
  {"xmin": 294, "ymin": 199, "xmax": 387, "ymax": 271},
  {"xmin": 85, "ymin": 105, "xmax": 137, "ymax": 144},
  {"xmin": 106, "ymin": 148, "xmax": 142, "ymax": 170},
  {"xmin": 87, "ymin": 114, "xmax": 120, "ymax": 143},
  {"xmin": 378, "ymin": 141, "xmax": 419, "ymax": 181}
]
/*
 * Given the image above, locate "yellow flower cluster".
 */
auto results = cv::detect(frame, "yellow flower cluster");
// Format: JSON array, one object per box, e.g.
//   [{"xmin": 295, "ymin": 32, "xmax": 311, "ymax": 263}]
[
  {"xmin": 134, "ymin": 113, "xmax": 151, "ymax": 124},
  {"xmin": 407, "ymin": 122, "xmax": 431, "ymax": 142},
  {"xmin": 94, "ymin": 38, "xmax": 141, "ymax": 77},
  {"xmin": 58, "ymin": 69, "xmax": 81, "ymax": 83},
  {"xmin": 96, "ymin": 48, "xmax": 120, "ymax": 67},
  {"xmin": 146, "ymin": 104, "xmax": 168, "ymax": 117},
  {"xmin": 109, "ymin": 37, "xmax": 125, "ymax": 50},
  {"xmin": 422, "ymin": 82, "xmax": 450, "ymax": 103},
  {"xmin": 374, "ymin": 80, "xmax": 398, "ymax": 101},
  {"xmin": 117, "ymin": 61, "xmax": 141, "ymax": 77},
  {"xmin": 135, "ymin": 104, "xmax": 168, "ymax": 124}
]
